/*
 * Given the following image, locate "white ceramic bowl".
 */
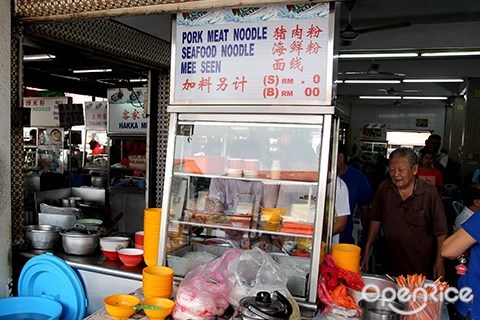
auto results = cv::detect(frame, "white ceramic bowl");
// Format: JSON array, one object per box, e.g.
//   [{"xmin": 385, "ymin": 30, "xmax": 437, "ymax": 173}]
[{"xmin": 99, "ymin": 236, "xmax": 130, "ymax": 252}]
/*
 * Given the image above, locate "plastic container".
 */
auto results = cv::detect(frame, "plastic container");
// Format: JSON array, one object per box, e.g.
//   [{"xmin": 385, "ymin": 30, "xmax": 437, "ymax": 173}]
[
  {"xmin": 271, "ymin": 160, "xmax": 281, "ymax": 179},
  {"xmin": 4, "ymin": 253, "xmax": 88, "ymax": 320},
  {"xmin": 332, "ymin": 243, "xmax": 361, "ymax": 273},
  {"xmin": 0, "ymin": 296, "xmax": 62, "ymax": 319}
]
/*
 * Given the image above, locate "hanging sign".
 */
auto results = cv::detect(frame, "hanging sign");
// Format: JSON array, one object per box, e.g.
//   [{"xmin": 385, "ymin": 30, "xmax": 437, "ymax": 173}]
[
  {"xmin": 58, "ymin": 100, "xmax": 85, "ymax": 128},
  {"xmin": 84, "ymin": 101, "xmax": 107, "ymax": 130},
  {"xmin": 107, "ymin": 88, "xmax": 148, "ymax": 134},
  {"xmin": 23, "ymin": 97, "xmax": 67, "ymax": 127},
  {"xmin": 171, "ymin": 3, "xmax": 333, "ymax": 105}
]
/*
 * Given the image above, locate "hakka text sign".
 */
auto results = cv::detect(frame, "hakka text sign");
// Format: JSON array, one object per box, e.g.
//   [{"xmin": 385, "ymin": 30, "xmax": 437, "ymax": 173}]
[
  {"xmin": 107, "ymin": 88, "xmax": 148, "ymax": 134},
  {"xmin": 172, "ymin": 3, "xmax": 333, "ymax": 105}
]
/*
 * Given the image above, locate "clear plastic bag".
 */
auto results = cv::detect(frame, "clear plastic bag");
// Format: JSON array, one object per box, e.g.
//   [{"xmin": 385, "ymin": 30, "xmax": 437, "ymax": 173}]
[
  {"xmin": 226, "ymin": 247, "xmax": 301, "ymax": 319},
  {"xmin": 173, "ymin": 248, "xmax": 242, "ymax": 319}
]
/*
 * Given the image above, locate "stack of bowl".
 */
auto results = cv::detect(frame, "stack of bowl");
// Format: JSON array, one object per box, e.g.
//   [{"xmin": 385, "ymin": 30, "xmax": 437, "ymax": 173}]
[
  {"xmin": 99, "ymin": 236, "xmax": 130, "ymax": 261},
  {"xmin": 135, "ymin": 231, "xmax": 144, "ymax": 249},
  {"xmin": 143, "ymin": 208, "xmax": 162, "ymax": 266},
  {"xmin": 143, "ymin": 266, "xmax": 174, "ymax": 299},
  {"xmin": 332, "ymin": 243, "xmax": 361, "ymax": 273}
]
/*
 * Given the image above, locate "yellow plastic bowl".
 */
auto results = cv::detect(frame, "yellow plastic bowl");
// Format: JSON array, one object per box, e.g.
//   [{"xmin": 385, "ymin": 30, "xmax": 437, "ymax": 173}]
[
  {"xmin": 142, "ymin": 297, "xmax": 175, "ymax": 320},
  {"xmin": 104, "ymin": 294, "xmax": 140, "ymax": 319}
]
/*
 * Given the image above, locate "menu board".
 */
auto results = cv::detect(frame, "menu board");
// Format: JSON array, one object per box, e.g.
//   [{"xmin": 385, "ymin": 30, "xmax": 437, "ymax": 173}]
[
  {"xmin": 107, "ymin": 88, "xmax": 148, "ymax": 134},
  {"xmin": 84, "ymin": 101, "xmax": 107, "ymax": 130},
  {"xmin": 23, "ymin": 97, "xmax": 67, "ymax": 127},
  {"xmin": 171, "ymin": 3, "xmax": 333, "ymax": 105}
]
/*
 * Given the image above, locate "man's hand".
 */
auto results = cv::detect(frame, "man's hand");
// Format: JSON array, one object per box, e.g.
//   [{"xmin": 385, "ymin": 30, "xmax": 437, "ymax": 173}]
[
  {"xmin": 360, "ymin": 247, "xmax": 370, "ymax": 273},
  {"xmin": 433, "ymin": 257, "xmax": 445, "ymax": 279}
]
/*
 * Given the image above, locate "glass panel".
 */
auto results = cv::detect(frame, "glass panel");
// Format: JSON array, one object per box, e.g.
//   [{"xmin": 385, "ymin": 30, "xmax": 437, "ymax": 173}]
[
  {"xmin": 174, "ymin": 122, "xmax": 322, "ymax": 178},
  {"xmin": 168, "ymin": 121, "xmax": 325, "ymax": 258}
]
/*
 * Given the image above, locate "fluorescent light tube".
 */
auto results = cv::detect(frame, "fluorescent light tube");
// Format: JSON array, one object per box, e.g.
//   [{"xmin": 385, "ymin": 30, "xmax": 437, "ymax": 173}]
[
  {"xmin": 344, "ymin": 80, "xmax": 401, "ymax": 84},
  {"xmin": 73, "ymin": 69, "xmax": 112, "ymax": 73},
  {"xmin": 359, "ymin": 96, "xmax": 402, "ymax": 100},
  {"xmin": 403, "ymin": 78, "xmax": 464, "ymax": 83},
  {"xmin": 25, "ymin": 86, "xmax": 48, "ymax": 91},
  {"xmin": 339, "ymin": 52, "xmax": 418, "ymax": 59},
  {"xmin": 403, "ymin": 96, "xmax": 448, "ymax": 100},
  {"xmin": 23, "ymin": 54, "xmax": 56, "ymax": 61},
  {"xmin": 421, "ymin": 51, "xmax": 480, "ymax": 57},
  {"xmin": 129, "ymin": 78, "xmax": 147, "ymax": 82}
]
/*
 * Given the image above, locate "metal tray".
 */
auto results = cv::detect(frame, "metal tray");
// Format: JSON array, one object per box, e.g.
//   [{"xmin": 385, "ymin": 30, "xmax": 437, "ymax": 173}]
[
  {"xmin": 272, "ymin": 254, "xmax": 310, "ymax": 298},
  {"xmin": 167, "ymin": 244, "xmax": 229, "ymax": 277}
]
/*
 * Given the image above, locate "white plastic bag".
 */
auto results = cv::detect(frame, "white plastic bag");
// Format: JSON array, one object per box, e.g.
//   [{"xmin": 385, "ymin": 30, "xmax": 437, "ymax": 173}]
[
  {"xmin": 226, "ymin": 248, "xmax": 301, "ymax": 319},
  {"xmin": 173, "ymin": 248, "xmax": 242, "ymax": 319}
]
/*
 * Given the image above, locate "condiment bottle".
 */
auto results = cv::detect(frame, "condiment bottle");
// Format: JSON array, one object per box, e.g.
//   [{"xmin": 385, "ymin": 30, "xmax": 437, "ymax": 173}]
[
  {"xmin": 271, "ymin": 160, "xmax": 281, "ymax": 179},
  {"xmin": 241, "ymin": 233, "xmax": 250, "ymax": 249}
]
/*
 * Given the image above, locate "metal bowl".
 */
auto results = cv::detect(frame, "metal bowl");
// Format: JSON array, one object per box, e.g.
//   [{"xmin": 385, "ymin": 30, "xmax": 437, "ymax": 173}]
[
  {"xmin": 347, "ymin": 275, "xmax": 397, "ymax": 305},
  {"xmin": 24, "ymin": 225, "xmax": 63, "ymax": 250},
  {"xmin": 359, "ymin": 299, "xmax": 404, "ymax": 320}
]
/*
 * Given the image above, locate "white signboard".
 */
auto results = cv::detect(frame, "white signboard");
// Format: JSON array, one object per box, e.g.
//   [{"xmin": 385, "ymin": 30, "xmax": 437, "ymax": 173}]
[
  {"xmin": 107, "ymin": 88, "xmax": 148, "ymax": 134},
  {"xmin": 24, "ymin": 97, "xmax": 67, "ymax": 127},
  {"xmin": 84, "ymin": 101, "xmax": 107, "ymax": 130},
  {"xmin": 172, "ymin": 3, "xmax": 333, "ymax": 105}
]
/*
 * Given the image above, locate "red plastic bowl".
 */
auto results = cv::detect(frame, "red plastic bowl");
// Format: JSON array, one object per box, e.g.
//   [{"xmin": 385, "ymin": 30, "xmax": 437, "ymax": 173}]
[
  {"xmin": 102, "ymin": 250, "xmax": 119, "ymax": 261},
  {"xmin": 118, "ymin": 248, "xmax": 144, "ymax": 267}
]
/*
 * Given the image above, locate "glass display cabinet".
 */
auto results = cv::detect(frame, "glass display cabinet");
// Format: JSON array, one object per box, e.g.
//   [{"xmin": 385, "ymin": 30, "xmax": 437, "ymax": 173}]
[{"xmin": 159, "ymin": 110, "xmax": 339, "ymax": 306}]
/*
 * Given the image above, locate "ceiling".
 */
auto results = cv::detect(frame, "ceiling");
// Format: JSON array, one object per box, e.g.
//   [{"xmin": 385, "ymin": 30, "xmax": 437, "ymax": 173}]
[{"xmin": 21, "ymin": 0, "xmax": 480, "ymax": 105}]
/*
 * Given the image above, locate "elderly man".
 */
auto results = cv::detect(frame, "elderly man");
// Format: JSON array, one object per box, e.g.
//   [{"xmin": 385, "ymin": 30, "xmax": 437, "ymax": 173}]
[{"xmin": 360, "ymin": 147, "xmax": 448, "ymax": 278}]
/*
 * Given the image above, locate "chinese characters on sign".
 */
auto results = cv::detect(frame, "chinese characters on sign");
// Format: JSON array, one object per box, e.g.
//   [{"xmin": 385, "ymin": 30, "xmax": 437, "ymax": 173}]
[
  {"xmin": 173, "ymin": 3, "xmax": 332, "ymax": 104},
  {"xmin": 24, "ymin": 97, "xmax": 67, "ymax": 127},
  {"xmin": 84, "ymin": 101, "xmax": 107, "ymax": 130},
  {"xmin": 107, "ymin": 88, "xmax": 148, "ymax": 134}
]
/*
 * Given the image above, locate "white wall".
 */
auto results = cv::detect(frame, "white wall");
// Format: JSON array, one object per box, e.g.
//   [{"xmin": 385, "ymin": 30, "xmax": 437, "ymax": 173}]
[
  {"xmin": 0, "ymin": 0, "xmax": 11, "ymax": 297},
  {"xmin": 349, "ymin": 104, "xmax": 445, "ymax": 147}
]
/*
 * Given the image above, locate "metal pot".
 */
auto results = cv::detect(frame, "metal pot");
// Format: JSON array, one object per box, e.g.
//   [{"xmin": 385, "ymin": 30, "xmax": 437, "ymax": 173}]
[
  {"xmin": 235, "ymin": 291, "xmax": 292, "ymax": 320},
  {"xmin": 60, "ymin": 224, "xmax": 100, "ymax": 255},
  {"xmin": 360, "ymin": 299, "xmax": 404, "ymax": 320},
  {"xmin": 68, "ymin": 197, "xmax": 84, "ymax": 207},
  {"xmin": 24, "ymin": 225, "xmax": 62, "ymax": 250},
  {"xmin": 91, "ymin": 175, "xmax": 106, "ymax": 188}
]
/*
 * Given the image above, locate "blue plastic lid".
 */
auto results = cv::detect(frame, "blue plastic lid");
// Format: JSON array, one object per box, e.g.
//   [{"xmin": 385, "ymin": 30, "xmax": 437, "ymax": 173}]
[{"xmin": 18, "ymin": 253, "xmax": 87, "ymax": 320}]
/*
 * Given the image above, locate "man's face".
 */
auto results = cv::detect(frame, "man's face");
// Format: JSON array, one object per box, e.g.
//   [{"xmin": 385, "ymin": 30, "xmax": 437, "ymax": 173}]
[
  {"xmin": 426, "ymin": 137, "xmax": 441, "ymax": 153},
  {"xmin": 389, "ymin": 157, "xmax": 418, "ymax": 190}
]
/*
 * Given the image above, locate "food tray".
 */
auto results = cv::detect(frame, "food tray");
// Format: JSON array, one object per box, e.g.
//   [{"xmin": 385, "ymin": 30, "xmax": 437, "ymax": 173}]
[
  {"xmin": 273, "ymin": 254, "xmax": 310, "ymax": 297},
  {"xmin": 167, "ymin": 244, "xmax": 229, "ymax": 277}
]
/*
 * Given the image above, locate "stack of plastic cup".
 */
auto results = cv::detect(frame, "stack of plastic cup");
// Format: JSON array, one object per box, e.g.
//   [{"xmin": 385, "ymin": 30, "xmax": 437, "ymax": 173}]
[
  {"xmin": 142, "ymin": 266, "xmax": 174, "ymax": 299},
  {"xmin": 143, "ymin": 208, "xmax": 161, "ymax": 267},
  {"xmin": 331, "ymin": 243, "xmax": 361, "ymax": 273}
]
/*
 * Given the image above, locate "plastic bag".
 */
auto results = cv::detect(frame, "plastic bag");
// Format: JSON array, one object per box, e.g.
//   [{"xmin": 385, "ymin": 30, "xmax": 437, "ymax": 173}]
[
  {"xmin": 226, "ymin": 247, "xmax": 301, "ymax": 319},
  {"xmin": 173, "ymin": 248, "xmax": 242, "ymax": 319}
]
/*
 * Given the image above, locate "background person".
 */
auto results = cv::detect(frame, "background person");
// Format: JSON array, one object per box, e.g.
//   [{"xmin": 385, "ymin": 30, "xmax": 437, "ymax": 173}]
[
  {"xmin": 337, "ymin": 143, "xmax": 373, "ymax": 245},
  {"xmin": 361, "ymin": 147, "xmax": 448, "ymax": 278},
  {"xmin": 417, "ymin": 149, "xmax": 444, "ymax": 193},
  {"xmin": 272, "ymin": 143, "xmax": 350, "ymax": 244},
  {"xmin": 442, "ymin": 209, "xmax": 480, "ymax": 320},
  {"xmin": 454, "ymin": 185, "xmax": 480, "ymax": 232}
]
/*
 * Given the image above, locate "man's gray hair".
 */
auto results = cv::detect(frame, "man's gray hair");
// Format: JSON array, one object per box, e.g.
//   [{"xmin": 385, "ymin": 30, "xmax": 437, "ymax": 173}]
[{"xmin": 389, "ymin": 147, "xmax": 418, "ymax": 167}]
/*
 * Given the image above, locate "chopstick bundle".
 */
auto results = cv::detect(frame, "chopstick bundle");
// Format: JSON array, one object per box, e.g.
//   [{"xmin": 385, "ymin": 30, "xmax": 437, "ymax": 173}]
[{"xmin": 396, "ymin": 274, "xmax": 448, "ymax": 320}]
